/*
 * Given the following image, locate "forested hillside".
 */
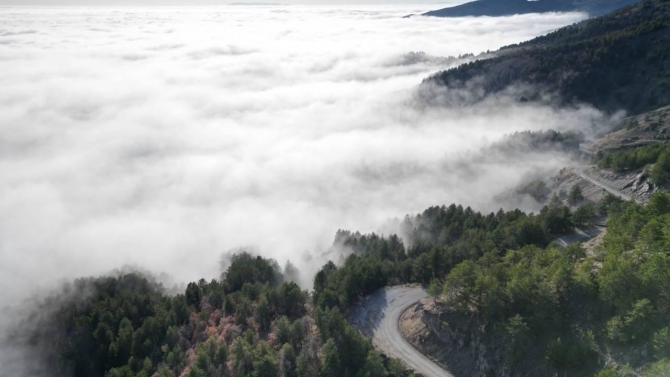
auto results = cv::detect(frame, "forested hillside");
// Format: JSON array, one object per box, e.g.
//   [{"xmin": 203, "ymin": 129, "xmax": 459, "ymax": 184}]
[
  {"xmin": 432, "ymin": 192, "xmax": 670, "ymax": 376},
  {"xmin": 595, "ymin": 142, "xmax": 670, "ymax": 185},
  {"xmin": 21, "ymin": 195, "xmax": 588, "ymax": 377},
  {"xmin": 19, "ymin": 184, "xmax": 670, "ymax": 376},
  {"xmin": 312, "ymin": 200, "xmax": 582, "ymax": 312},
  {"xmin": 426, "ymin": 0, "xmax": 670, "ymax": 115},
  {"xmin": 314, "ymin": 192, "xmax": 670, "ymax": 376},
  {"xmin": 21, "ymin": 254, "xmax": 410, "ymax": 377}
]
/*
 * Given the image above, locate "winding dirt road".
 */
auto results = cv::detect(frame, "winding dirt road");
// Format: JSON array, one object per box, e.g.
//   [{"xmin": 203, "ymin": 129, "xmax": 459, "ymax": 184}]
[
  {"xmin": 350, "ymin": 286, "xmax": 453, "ymax": 377},
  {"xmin": 573, "ymin": 165, "xmax": 634, "ymax": 201},
  {"xmin": 346, "ymin": 166, "xmax": 634, "ymax": 376}
]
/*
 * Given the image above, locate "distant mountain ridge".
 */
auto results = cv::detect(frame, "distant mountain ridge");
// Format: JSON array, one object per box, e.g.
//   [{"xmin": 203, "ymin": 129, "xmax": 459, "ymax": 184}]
[
  {"xmin": 424, "ymin": 0, "xmax": 670, "ymax": 116},
  {"xmin": 419, "ymin": 0, "xmax": 641, "ymax": 18}
]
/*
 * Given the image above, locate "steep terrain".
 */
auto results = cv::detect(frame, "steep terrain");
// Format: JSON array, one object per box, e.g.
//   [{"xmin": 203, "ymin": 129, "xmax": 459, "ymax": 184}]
[
  {"xmin": 591, "ymin": 105, "xmax": 670, "ymax": 152},
  {"xmin": 349, "ymin": 286, "xmax": 453, "ymax": 377},
  {"xmin": 425, "ymin": 0, "xmax": 670, "ymax": 115},
  {"xmin": 421, "ymin": 0, "xmax": 639, "ymax": 18},
  {"xmin": 523, "ymin": 106, "xmax": 670, "ymax": 207},
  {"xmin": 399, "ymin": 298, "xmax": 556, "ymax": 377},
  {"xmin": 397, "ymin": 190, "xmax": 670, "ymax": 376},
  {"xmin": 393, "ymin": 110, "xmax": 670, "ymax": 376}
]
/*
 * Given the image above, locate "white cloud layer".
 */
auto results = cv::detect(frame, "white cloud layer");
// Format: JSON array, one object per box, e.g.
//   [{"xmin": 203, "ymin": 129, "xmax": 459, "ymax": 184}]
[{"xmin": 0, "ymin": 5, "xmax": 596, "ymax": 306}]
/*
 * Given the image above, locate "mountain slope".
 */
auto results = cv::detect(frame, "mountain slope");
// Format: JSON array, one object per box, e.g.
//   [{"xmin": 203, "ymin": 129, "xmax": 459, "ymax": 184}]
[
  {"xmin": 425, "ymin": 0, "xmax": 670, "ymax": 115},
  {"xmin": 422, "ymin": 0, "xmax": 639, "ymax": 18}
]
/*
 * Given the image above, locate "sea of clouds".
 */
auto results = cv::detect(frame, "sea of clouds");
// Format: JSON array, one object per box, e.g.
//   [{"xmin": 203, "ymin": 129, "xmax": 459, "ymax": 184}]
[{"xmin": 0, "ymin": 4, "xmax": 606, "ymax": 303}]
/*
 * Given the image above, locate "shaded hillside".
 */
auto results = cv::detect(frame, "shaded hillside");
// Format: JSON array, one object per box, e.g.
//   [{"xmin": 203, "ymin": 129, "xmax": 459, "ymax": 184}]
[
  {"xmin": 421, "ymin": 0, "xmax": 639, "ymax": 18},
  {"xmin": 425, "ymin": 0, "xmax": 670, "ymax": 115},
  {"xmin": 422, "ymin": 0, "xmax": 576, "ymax": 18}
]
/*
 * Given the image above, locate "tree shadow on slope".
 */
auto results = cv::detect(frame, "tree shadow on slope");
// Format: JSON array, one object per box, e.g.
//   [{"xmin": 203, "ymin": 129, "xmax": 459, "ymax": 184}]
[{"xmin": 348, "ymin": 288, "xmax": 389, "ymax": 338}]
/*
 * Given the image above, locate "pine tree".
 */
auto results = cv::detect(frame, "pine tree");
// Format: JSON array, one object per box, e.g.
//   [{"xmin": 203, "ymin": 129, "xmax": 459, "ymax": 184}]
[
  {"xmin": 651, "ymin": 151, "xmax": 670, "ymax": 185},
  {"xmin": 568, "ymin": 184, "xmax": 584, "ymax": 205}
]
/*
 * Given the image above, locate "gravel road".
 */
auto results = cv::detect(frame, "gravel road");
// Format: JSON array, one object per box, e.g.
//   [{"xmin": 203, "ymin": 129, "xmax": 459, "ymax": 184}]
[
  {"xmin": 574, "ymin": 165, "xmax": 633, "ymax": 201},
  {"xmin": 345, "ymin": 166, "xmax": 632, "ymax": 376},
  {"xmin": 349, "ymin": 286, "xmax": 453, "ymax": 377}
]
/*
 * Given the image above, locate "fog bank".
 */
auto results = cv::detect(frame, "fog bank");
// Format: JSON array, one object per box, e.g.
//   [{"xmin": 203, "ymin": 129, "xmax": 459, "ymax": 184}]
[{"xmin": 0, "ymin": 6, "xmax": 594, "ymax": 302}]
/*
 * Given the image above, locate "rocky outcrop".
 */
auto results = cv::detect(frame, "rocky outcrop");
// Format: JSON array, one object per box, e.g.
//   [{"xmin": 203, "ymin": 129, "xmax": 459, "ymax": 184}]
[
  {"xmin": 401, "ymin": 300, "xmax": 510, "ymax": 377},
  {"xmin": 400, "ymin": 299, "xmax": 561, "ymax": 377}
]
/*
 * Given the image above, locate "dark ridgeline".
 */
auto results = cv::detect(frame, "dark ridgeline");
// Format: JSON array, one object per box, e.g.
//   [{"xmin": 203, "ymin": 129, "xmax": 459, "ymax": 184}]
[
  {"xmin": 425, "ymin": 0, "xmax": 670, "ymax": 116},
  {"xmin": 420, "ymin": 0, "xmax": 642, "ymax": 18}
]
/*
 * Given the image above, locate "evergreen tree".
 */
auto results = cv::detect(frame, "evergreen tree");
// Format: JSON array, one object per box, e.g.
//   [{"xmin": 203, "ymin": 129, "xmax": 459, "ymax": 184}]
[
  {"xmin": 651, "ymin": 150, "xmax": 670, "ymax": 185},
  {"xmin": 573, "ymin": 202, "xmax": 596, "ymax": 227},
  {"xmin": 255, "ymin": 294, "xmax": 271, "ymax": 333},
  {"xmin": 568, "ymin": 184, "xmax": 584, "ymax": 205},
  {"xmin": 321, "ymin": 339, "xmax": 340, "ymax": 377}
]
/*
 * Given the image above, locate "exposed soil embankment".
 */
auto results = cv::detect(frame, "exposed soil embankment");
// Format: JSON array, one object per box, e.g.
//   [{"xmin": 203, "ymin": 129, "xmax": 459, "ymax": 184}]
[
  {"xmin": 546, "ymin": 167, "xmax": 612, "ymax": 204},
  {"xmin": 399, "ymin": 300, "xmax": 487, "ymax": 376},
  {"xmin": 399, "ymin": 300, "xmax": 553, "ymax": 377},
  {"xmin": 582, "ymin": 166, "xmax": 656, "ymax": 201},
  {"xmin": 546, "ymin": 165, "xmax": 655, "ymax": 204}
]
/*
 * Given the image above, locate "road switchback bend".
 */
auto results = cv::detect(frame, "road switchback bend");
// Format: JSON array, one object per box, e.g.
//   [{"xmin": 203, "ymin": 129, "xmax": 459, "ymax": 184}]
[{"xmin": 349, "ymin": 286, "xmax": 453, "ymax": 377}]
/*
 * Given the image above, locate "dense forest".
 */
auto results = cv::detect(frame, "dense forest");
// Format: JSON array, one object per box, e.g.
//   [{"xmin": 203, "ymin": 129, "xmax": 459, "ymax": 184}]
[
  {"xmin": 596, "ymin": 142, "xmax": 670, "ymax": 184},
  {"xmin": 313, "ymin": 192, "xmax": 670, "ymax": 376},
  {"xmin": 425, "ymin": 0, "xmax": 670, "ymax": 115},
  {"xmin": 19, "ymin": 184, "xmax": 670, "ymax": 376},
  {"xmin": 433, "ymin": 192, "xmax": 670, "ymax": 376},
  {"xmin": 21, "ymin": 190, "xmax": 596, "ymax": 377},
  {"xmin": 312, "ymin": 199, "xmax": 589, "ymax": 313},
  {"xmin": 23, "ymin": 254, "xmax": 411, "ymax": 377}
]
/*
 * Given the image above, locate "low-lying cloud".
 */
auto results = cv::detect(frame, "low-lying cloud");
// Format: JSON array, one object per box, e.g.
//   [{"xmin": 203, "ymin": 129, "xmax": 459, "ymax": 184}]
[{"xmin": 0, "ymin": 5, "xmax": 596, "ymax": 308}]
